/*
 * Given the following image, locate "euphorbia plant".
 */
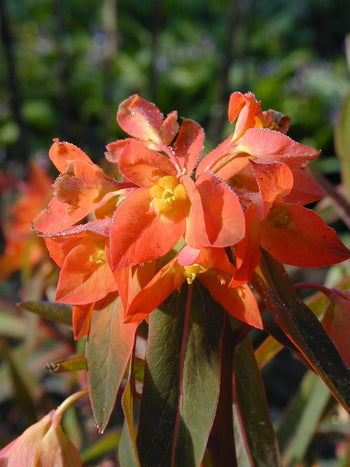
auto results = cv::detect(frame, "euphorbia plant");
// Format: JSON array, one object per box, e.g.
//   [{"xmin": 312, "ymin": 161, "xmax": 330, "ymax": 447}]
[{"xmin": 9, "ymin": 92, "xmax": 350, "ymax": 465}]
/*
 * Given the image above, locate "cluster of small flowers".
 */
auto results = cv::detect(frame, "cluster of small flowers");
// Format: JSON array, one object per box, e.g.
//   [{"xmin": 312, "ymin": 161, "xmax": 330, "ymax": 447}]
[{"xmin": 30, "ymin": 92, "xmax": 349, "ymax": 338}]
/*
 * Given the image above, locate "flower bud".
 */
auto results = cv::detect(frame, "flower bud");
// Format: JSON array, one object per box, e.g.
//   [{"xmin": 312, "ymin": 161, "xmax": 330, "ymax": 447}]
[{"xmin": 0, "ymin": 408, "xmax": 81, "ymax": 467}]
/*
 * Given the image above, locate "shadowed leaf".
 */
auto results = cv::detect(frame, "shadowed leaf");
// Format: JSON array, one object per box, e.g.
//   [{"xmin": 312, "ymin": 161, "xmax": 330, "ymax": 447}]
[
  {"xmin": 137, "ymin": 283, "xmax": 225, "ymax": 466},
  {"xmin": 252, "ymin": 251, "xmax": 350, "ymax": 412},
  {"xmin": 233, "ymin": 337, "xmax": 281, "ymax": 466}
]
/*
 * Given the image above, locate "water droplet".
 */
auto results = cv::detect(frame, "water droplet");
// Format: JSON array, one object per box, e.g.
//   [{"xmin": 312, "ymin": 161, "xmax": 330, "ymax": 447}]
[
  {"xmin": 130, "ymin": 111, "xmax": 135, "ymax": 116},
  {"xmin": 95, "ymin": 424, "xmax": 105, "ymax": 434}
]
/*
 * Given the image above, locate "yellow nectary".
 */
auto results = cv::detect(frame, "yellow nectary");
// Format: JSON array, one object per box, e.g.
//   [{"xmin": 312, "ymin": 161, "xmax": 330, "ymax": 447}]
[
  {"xmin": 183, "ymin": 264, "xmax": 208, "ymax": 284},
  {"xmin": 149, "ymin": 175, "xmax": 188, "ymax": 219}
]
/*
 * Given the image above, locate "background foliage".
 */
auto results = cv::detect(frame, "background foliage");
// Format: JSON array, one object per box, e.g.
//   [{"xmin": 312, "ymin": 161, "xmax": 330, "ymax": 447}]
[{"xmin": 1, "ymin": 0, "xmax": 350, "ymax": 465}]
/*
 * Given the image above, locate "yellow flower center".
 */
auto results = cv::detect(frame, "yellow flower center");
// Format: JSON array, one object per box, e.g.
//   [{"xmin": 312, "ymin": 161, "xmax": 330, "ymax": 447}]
[
  {"xmin": 268, "ymin": 205, "xmax": 291, "ymax": 229},
  {"xmin": 89, "ymin": 247, "xmax": 106, "ymax": 264},
  {"xmin": 149, "ymin": 175, "xmax": 189, "ymax": 220},
  {"xmin": 183, "ymin": 264, "xmax": 208, "ymax": 284}
]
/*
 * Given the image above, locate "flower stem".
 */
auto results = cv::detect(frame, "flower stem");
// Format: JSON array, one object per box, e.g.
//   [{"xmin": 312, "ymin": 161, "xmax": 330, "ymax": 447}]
[{"xmin": 55, "ymin": 389, "xmax": 89, "ymax": 422}]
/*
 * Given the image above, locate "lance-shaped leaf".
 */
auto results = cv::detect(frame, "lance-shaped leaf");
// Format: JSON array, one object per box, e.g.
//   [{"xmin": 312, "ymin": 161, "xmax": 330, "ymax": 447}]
[
  {"xmin": 18, "ymin": 301, "xmax": 72, "ymax": 325},
  {"xmin": 86, "ymin": 298, "xmax": 138, "ymax": 432},
  {"xmin": 137, "ymin": 283, "xmax": 225, "ymax": 467},
  {"xmin": 233, "ymin": 336, "xmax": 281, "ymax": 467},
  {"xmin": 252, "ymin": 250, "xmax": 350, "ymax": 412},
  {"xmin": 45, "ymin": 356, "xmax": 87, "ymax": 374},
  {"xmin": 118, "ymin": 367, "xmax": 141, "ymax": 467}
]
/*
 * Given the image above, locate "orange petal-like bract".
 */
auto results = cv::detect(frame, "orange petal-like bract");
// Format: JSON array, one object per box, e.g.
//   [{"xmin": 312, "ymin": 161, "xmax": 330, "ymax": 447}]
[
  {"xmin": 0, "ymin": 409, "xmax": 82, "ymax": 467},
  {"xmin": 28, "ymin": 91, "xmax": 350, "ymax": 341}
]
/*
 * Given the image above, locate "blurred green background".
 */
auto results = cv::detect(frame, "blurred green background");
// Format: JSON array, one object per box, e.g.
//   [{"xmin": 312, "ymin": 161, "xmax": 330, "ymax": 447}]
[{"xmin": 1, "ymin": 0, "xmax": 350, "ymax": 174}]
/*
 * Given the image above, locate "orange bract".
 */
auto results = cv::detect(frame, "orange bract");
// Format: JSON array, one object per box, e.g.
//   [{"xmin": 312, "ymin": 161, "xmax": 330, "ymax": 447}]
[
  {"xmin": 29, "ymin": 92, "xmax": 350, "ymax": 338},
  {"xmin": 0, "ymin": 162, "xmax": 53, "ymax": 281}
]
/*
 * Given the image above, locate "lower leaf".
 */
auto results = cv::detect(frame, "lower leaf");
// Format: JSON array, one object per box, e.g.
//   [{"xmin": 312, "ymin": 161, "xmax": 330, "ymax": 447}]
[{"xmin": 137, "ymin": 283, "xmax": 225, "ymax": 467}]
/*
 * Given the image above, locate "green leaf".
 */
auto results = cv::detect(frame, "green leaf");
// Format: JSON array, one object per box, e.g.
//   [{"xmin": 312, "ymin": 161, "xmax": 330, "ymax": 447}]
[
  {"xmin": 18, "ymin": 301, "xmax": 72, "ymax": 325},
  {"xmin": 255, "ymin": 335, "xmax": 283, "ymax": 369},
  {"xmin": 118, "ymin": 369, "xmax": 141, "ymax": 467},
  {"xmin": 256, "ymin": 278, "xmax": 350, "ymax": 369},
  {"xmin": 277, "ymin": 371, "xmax": 331, "ymax": 465},
  {"xmin": 233, "ymin": 336, "xmax": 281, "ymax": 467},
  {"xmin": 86, "ymin": 297, "xmax": 138, "ymax": 433},
  {"xmin": 335, "ymin": 90, "xmax": 350, "ymax": 200},
  {"xmin": 137, "ymin": 283, "xmax": 225, "ymax": 467},
  {"xmin": 45, "ymin": 355, "xmax": 86, "ymax": 373},
  {"xmin": 252, "ymin": 251, "xmax": 350, "ymax": 412}
]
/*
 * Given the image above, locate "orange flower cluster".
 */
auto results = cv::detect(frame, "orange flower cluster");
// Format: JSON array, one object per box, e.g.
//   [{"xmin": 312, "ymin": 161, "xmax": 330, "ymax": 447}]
[
  {"xmin": 0, "ymin": 163, "xmax": 53, "ymax": 281},
  {"xmin": 32, "ymin": 92, "xmax": 350, "ymax": 338}
]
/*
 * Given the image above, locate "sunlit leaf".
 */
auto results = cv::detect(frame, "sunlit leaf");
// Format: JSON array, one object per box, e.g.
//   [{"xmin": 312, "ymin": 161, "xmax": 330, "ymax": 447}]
[
  {"xmin": 86, "ymin": 298, "xmax": 138, "ymax": 432},
  {"xmin": 45, "ymin": 355, "xmax": 86, "ymax": 373}
]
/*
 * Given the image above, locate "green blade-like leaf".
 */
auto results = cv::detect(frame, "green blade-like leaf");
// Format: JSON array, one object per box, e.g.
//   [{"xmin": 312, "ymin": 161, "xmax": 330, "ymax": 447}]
[
  {"xmin": 45, "ymin": 355, "xmax": 86, "ymax": 373},
  {"xmin": 176, "ymin": 284, "xmax": 225, "ymax": 465},
  {"xmin": 252, "ymin": 251, "xmax": 350, "ymax": 412},
  {"xmin": 255, "ymin": 335, "xmax": 283, "ymax": 369},
  {"xmin": 277, "ymin": 370, "xmax": 331, "ymax": 466},
  {"xmin": 233, "ymin": 336, "xmax": 282, "ymax": 467},
  {"xmin": 18, "ymin": 301, "xmax": 72, "ymax": 325},
  {"xmin": 137, "ymin": 283, "xmax": 225, "ymax": 467},
  {"xmin": 256, "ymin": 278, "xmax": 350, "ymax": 369},
  {"xmin": 335, "ymin": 90, "xmax": 350, "ymax": 200},
  {"xmin": 86, "ymin": 297, "xmax": 138, "ymax": 433},
  {"xmin": 136, "ymin": 290, "xmax": 185, "ymax": 466},
  {"xmin": 118, "ymin": 373, "xmax": 141, "ymax": 467}
]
